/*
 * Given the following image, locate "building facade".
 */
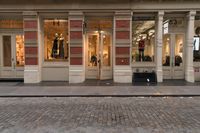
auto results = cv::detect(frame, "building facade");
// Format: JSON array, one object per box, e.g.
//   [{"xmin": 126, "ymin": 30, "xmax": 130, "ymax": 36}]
[{"xmin": 0, "ymin": 0, "xmax": 200, "ymax": 83}]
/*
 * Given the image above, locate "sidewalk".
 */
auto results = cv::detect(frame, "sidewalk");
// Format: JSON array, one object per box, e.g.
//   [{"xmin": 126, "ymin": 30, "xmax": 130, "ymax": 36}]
[{"xmin": 0, "ymin": 80, "xmax": 200, "ymax": 97}]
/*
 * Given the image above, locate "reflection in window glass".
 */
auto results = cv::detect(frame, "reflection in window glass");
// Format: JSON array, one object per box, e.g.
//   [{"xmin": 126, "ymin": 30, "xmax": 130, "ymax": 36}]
[
  {"xmin": 194, "ymin": 18, "xmax": 200, "ymax": 62},
  {"xmin": 132, "ymin": 19, "xmax": 155, "ymax": 62},
  {"xmin": 44, "ymin": 19, "xmax": 68, "ymax": 61}
]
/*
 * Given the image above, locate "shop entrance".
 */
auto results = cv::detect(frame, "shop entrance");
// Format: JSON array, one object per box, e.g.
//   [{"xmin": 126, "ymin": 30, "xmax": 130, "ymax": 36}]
[
  {"xmin": 163, "ymin": 33, "xmax": 184, "ymax": 79},
  {"xmin": 86, "ymin": 31, "xmax": 112, "ymax": 80},
  {"xmin": 0, "ymin": 34, "xmax": 24, "ymax": 79}
]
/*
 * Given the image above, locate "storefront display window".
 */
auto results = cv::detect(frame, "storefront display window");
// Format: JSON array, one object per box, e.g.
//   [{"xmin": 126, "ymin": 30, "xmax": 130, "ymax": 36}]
[
  {"xmin": 194, "ymin": 18, "xmax": 200, "ymax": 62},
  {"xmin": 44, "ymin": 19, "xmax": 68, "ymax": 61},
  {"xmin": 132, "ymin": 17, "xmax": 155, "ymax": 62}
]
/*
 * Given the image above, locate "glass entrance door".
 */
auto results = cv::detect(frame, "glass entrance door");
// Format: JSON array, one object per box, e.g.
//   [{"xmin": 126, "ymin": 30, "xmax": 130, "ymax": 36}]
[
  {"xmin": 163, "ymin": 34, "xmax": 184, "ymax": 79},
  {"xmin": 86, "ymin": 31, "xmax": 112, "ymax": 80},
  {"xmin": 0, "ymin": 34, "xmax": 24, "ymax": 78}
]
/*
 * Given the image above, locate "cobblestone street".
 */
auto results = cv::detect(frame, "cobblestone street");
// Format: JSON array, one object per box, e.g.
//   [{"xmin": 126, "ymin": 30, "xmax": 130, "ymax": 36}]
[{"xmin": 0, "ymin": 97, "xmax": 200, "ymax": 133}]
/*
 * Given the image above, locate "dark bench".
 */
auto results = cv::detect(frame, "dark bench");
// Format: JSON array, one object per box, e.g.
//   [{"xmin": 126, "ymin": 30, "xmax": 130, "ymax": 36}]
[{"xmin": 132, "ymin": 72, "xmax": 157, "ymax": 83}]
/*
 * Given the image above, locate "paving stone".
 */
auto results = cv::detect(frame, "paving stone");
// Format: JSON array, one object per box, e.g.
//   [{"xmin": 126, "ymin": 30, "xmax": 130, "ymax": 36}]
[{"xmin": 0, "ymin": 97, "xmax": 199, "ymax": 133}]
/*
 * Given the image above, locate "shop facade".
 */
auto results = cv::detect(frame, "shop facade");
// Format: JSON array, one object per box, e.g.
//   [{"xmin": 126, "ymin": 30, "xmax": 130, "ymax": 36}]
[{"xmin": 0, "ymin": 0, "xmax": 200, "ymax": 83}]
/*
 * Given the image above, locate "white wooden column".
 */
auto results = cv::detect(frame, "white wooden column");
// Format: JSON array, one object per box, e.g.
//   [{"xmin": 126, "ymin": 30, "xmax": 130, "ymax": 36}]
[
  {"xmin": 185, "ymin": 11, "xmax": 196, "ymax": 82},
  {"xmin": 156, "ymin": 11, "xmax": 164, "ymax": 82}
]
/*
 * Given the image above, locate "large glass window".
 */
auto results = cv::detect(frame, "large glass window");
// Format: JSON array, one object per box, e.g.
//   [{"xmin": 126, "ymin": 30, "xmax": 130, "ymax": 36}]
[
  {"xmin": 88, "ymin": 34, "xmax": 98, "ymax": 67},
  {"xmin": 102, "ymin": 34, "xmax": 111, "ymax": 66},
  {"xmin": 194, "ymin": 17, "xmax": 200, "ymax": 62},
  {"xmin": 132, "ymin": 16, "xmax": 155, "ymax": 62},
  {"xmin": 85, "ymin": 17, "xmax": 113, "ymax": 31},
  {"xmin": 44, "ymin": 19, "xmax": 68, "ymax": 61},
  {"xmin": 3, "ymin": 36, "xmax": 12, "ymax": 67},
  {"xmin": 0, "ymin": 20, "xmax": 23, "ymax": 29},
  {"xmin": 163, "ymin": 34, "xmax": 170, "ymax": 66},
  {"xmin": 163, "ymin": 34, "xmax": 184, "ymax": 67},
  {"xmin": 16, "ymin": 35, "xmax": 24, "ymax": 66}
]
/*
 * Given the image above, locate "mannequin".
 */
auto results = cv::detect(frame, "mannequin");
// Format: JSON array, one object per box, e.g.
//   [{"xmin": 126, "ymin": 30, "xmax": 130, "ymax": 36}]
[
  {"xmin": 138, "ymin": 36, "xmax": 145, "ymax": 61},
  {"xmin": 90, "ymin": 54, "xmax": 97, "ymax": 66},
  {"xmin": 51, "ymin": 33, "xmax": 59, "ymax": 58},
  {"xmin": 59, "ymin": 33, "xmax": 65, "ymax": 58}
]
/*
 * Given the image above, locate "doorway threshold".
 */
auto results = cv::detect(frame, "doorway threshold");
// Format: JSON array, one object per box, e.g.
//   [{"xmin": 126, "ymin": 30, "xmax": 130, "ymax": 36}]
[{"xmin": 80, "ymin": 79, "xmax": 114, "ymax": 86}]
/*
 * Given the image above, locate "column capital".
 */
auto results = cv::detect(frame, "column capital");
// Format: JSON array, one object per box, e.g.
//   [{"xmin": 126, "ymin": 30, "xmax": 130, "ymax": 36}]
[
  {"xmin": 158, "ymin": 11, "xmax": 164, "ymax": 17},
  {"xmin": 115, "ymin": 10, "xmax": 132, "ymax": 16},
  {"xmin": 69, "ymin": 11, "xmax": 84, "ymax": 20},
  {"xmin": 23, "ymin": 11, "xmax": 37, "ymax": 16},
  {"xmin": 187, "ymin": 10, "xmax": 196, "ymax": 17},
  {"xmin": 69, "ymin": 11, "xmax": 83, "ymax": 16},
  {"xmin": 115, "ymin": 10, "xmax": 132, "ymax": 19},
  {"xmin": 186, "ymin": 11, "xmax": 196, "ymax": 21}
]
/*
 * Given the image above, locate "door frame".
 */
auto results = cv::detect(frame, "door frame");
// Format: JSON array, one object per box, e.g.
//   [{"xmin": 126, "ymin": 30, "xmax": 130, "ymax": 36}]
[
  {"xmin": 85, "ymin": 30, "xmax": 113, "ymax": 80},
  {"xmin": 85, "ymin": 31, "xmax": 100, "ymax": 79},
  {"xmin": 163, "ymin": 33, "xmax": 185, "ymax": 79},
  {"xmin": 0, "ymin": 33, "xmax": 24, "ymax": 79},
  {"xmin": 99, "ymin": 31, "xmax": 113, "ymax": 80}
]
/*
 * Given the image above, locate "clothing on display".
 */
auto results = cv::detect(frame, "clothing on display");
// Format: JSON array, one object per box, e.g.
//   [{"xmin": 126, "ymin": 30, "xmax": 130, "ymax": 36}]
[
  {"xmin": 59, "ymin": 39, "xmax": 65, "ymax": 58},
  {"xmin": 51, "ymin": 36, "xmax": 58, "ymax": 58},
  {"xmin": 138, "ymin": 39, "xmax": 145, "ymax": 61},
  {"xmin": 51, "ymin": 33, "xmax": 66, "ymax": 59},
  {"xmin": 194, "ymin": 37, "xmax": 200, "ymax": 51}
]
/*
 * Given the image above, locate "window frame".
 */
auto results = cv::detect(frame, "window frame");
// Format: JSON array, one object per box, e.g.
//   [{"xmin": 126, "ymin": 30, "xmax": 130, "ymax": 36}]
[
  {"xmin": 42, "ymin": 16, "xmax": 69, "ymax": 63},
  {"xmin": 194, "ymin": 17, "xmax": 200, "ymax": 62},
  {"xmin": 131, "ymin": 14, "xmax": 156, "ymax": 65}
]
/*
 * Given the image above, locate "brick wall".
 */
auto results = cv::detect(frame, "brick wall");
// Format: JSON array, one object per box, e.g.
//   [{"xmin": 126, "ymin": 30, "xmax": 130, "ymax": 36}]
[
  {"xmin": 115, "ymin": 20, "xmax": 130, "ymax": 65},
  {"xmin": 69, "ymin": 20, "xmax": 83, "ymax": 65},
  {"xmin": 24, "ymin": 18, "xmax": 38, "ymax": 65}
]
